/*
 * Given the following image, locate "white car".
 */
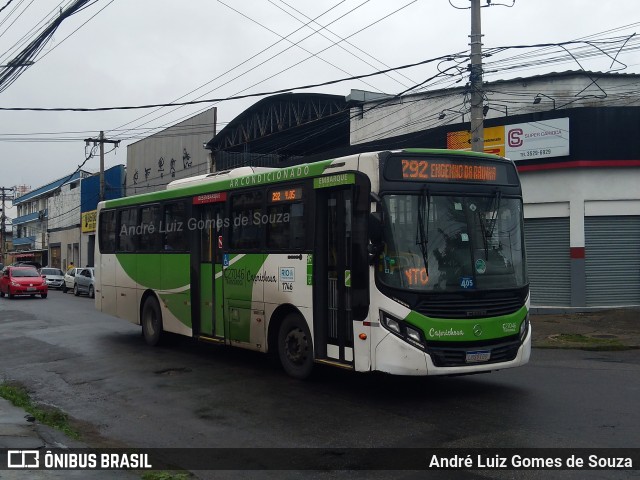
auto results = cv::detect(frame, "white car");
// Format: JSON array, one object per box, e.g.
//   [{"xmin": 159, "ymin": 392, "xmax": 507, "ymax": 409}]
[
  {"xmin": 40, "ymin": 267, "xmax": 65, "ymax": 290},
  {"xmin": 63, "ymin": 268, "xmax": 83, "ymax": 293}
]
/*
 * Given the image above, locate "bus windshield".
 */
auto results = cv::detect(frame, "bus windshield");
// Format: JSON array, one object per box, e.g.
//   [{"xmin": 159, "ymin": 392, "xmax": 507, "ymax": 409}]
[{"xmin": 378, "ymin": 194, "xmax": 526, "ymax": 292}]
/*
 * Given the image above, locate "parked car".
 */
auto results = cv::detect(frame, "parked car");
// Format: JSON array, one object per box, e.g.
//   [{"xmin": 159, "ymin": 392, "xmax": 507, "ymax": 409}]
[
  {"xmin": 12, "ymin": 261, "xmax": 42, "ymax": 270},
  {"xmin": 74, "ymin": 267, "xmax": 95, "ymax": 298},
  {"xmin": 63, "ymin": 267, "xmax": 82, "ymax": 293},
  {"xmin": 0, "ymin": 266, "xmax": 48, "ymax": 299},
  {"xmin": 40, "ymin": 267, "xmax": 65, "ymax": 290}
]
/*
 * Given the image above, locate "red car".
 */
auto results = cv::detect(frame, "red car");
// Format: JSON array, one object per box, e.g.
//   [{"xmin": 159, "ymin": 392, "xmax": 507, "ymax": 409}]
[{"xmin": 0, "ymin": 266, "xmax": 48, "ymax": 299}]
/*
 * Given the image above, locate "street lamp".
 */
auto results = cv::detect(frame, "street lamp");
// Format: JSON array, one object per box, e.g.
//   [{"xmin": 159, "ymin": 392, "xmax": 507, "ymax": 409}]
[
  {"xmin": 438, "ymin": 108, "xmax": 466, "ymax": 122},
  {"xmin": 533, "ymin": 93, "xmax": 556, "ymax": 110},
  {"xmin": 483, "ymin": 104, "xmax": 508, "ymax": 117}
]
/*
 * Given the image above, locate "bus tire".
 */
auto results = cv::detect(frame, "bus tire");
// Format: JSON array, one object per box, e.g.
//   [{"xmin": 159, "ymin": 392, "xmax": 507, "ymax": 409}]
[
  {"xmin": 142, "ymin": 296, "xmax": 163, "ymax": 346},
  {"xmin": 277, "ymin": 313, "xmax": 314, "ymax": 379}
]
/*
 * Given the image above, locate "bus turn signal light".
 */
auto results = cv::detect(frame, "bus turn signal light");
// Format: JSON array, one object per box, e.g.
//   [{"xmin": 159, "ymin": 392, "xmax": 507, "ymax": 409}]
[{"xmin": 359, "ymin": 333, "xmax": 367, "ymax": 340}]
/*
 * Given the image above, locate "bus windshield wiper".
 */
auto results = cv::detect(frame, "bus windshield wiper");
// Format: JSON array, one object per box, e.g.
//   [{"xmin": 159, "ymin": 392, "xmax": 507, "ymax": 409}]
[
  {"xmin": 487, "ymin": 190, "xmax": 502, "ymax": 239},
  {"xmin": 477, "ymin": 190, "xmax": 502, "ymax": 260},
  {"xmin": 477, "ymin": 209, "xmax": 490, "ymax": 260},
  {"xmin": 415, "ymin": 188, "xmax": 430, "ymax": 275}
]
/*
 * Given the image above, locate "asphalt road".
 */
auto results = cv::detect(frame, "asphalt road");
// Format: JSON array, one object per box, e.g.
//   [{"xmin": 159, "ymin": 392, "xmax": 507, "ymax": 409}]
[{"xmin": 1, "ymin": 290, "xmax": 639, "ymax": 479}]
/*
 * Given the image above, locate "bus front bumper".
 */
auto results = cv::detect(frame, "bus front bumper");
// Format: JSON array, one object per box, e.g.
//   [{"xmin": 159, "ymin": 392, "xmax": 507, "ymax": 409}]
[{"xmin": 374, "ymin": 323, "xmax": 532, "ymax": 376}]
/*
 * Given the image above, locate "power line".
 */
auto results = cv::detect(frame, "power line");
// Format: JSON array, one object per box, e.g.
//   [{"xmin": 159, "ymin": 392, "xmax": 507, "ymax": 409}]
[
  {"xmin": 0, "ymin": 52, "xmax": 467, "ymax": 112},
  {"xmin": 106, "ymin": 0, "xmax": 353, "ymax": 139},
  {"xmin": 0, "ymin": 0, "xmax": 94, "ymax": 93}
]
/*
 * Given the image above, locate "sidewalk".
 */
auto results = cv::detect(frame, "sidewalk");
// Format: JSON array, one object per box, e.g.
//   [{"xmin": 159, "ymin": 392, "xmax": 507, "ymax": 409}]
[
  {"xmin": 0, "ymin": 397, "xmax": 140, "ymax": 479},
  {"xmin": 530, "ymin": 307, "xmax": 640, "ymax": 350}
]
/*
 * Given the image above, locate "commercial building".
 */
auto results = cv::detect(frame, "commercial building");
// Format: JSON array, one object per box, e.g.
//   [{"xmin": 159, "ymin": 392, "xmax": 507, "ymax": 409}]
[
  {"xmin": 11, "ymin": 171, "xmax": 90, "ymax": 268},
  {"xmin": 125, "ymin": 108, "xmax": 217, "ymax": 196},
  {"xmin": 346, "ymin": 71, "xmax": 640, "ymax": 307},
  {"xmin": 204, "ymin": 70, "xmax": 640, "ymax": 307},
  {"xmin": 9, "ymin": 166, "xmax": 125, "ymax": 270}
]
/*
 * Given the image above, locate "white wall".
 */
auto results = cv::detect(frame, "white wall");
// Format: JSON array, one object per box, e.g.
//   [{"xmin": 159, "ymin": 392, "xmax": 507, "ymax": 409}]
[
  {"xmin": 47, "ymin": 182, "xmax": 81, "ymax": 231},
  {"xmin": 126, "ymin": 108, "xmax": 216, "ymax": 195},
  {"xmin": 522, "ymin": 168, "xmax": 640, "ymax": 248},
  {"xmin": 350, "ymin": 74, "xmax": 640, "ymax": 145}
]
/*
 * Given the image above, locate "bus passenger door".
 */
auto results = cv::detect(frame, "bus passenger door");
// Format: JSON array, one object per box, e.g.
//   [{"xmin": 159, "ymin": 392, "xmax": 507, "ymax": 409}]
[
  {"xmin": 314, "ymin": 186, "xmax": 355, "ymax": 366},
  {"xmin": 195, "ymin": 202, "xmax": 225, "ymax": 339}
]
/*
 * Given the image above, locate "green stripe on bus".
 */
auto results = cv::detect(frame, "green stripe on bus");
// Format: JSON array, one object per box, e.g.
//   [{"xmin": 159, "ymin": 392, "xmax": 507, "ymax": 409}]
[
  {"xmin": 405, "ymin": 306, "xmax": 528, "ymax": 342},
  {"xmin": 105, "ymin": 159, "xmax": 336, "ymax": 209}
]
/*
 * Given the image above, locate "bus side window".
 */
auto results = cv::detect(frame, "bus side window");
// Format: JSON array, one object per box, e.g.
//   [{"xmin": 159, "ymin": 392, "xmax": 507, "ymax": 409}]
[
  {"xmin": 266, "ymin": 202, "xmax": 305, "ymax": 250},
  {"xmin": 99, "ymin": 210, "xmax": 116, "ymax": 253},
  {"xmin": 117, "ymin": 208, "xmax": 137, "ymax": 252},
  {"xmin": 230, "ymin": 190, "xmax": 263, "ymax": 250},
  {"xmin": 164, "ymin": 201, "xmax": 187, "ymax": 251},
  {"xmin": 140, "ymin": 205, "xmax": 162, "ymax": 252}
]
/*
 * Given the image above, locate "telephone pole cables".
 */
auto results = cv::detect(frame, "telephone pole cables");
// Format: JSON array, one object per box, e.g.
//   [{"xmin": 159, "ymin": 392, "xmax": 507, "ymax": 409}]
[
  {"xmin": 84, "ymin": 132, "xmax": 120, "ymax": 201},
  {"xmin": 0, "ymin": 186, "xmax": 15, "ymax": 264},
  {"xmin": 469, "ymin": 0, "xmax": 485, "ymax": 152}
]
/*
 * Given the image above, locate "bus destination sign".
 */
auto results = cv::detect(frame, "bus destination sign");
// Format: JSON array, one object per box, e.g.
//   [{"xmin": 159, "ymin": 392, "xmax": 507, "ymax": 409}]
[
  {"xmin": 269, "ymin": 186, "xmax": 303, "ymax": 203},
  {"xmin": 385, "ymin": 157, "xmax": 514, "ymax": 185}
]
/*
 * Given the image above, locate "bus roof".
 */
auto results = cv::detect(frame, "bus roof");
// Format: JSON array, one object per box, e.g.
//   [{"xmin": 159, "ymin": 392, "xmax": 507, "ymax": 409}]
[{"xmin": 103, "ymin": 148, "xmax": 513, "ymax": 209}]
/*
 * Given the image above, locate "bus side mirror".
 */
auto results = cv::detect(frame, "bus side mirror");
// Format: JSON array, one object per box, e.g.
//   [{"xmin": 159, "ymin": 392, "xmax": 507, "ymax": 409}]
[
  {"xmin": 368, "ymin": 212, "xmax": 383, "ymax": 264},
  {"xmin": 369, "ymin": 212, "xmax": 383, "ymax": 244}
]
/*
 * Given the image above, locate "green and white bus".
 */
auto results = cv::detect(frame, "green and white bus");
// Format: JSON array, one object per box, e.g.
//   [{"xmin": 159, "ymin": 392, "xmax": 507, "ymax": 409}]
[{"xmin": 95, "ymin": 148, "xmax": 530, "ymax": 378}]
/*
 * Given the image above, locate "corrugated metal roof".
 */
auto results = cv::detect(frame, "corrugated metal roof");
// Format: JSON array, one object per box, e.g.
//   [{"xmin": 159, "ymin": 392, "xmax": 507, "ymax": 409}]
[{"xmin": 12, "ymin": 170, "xmax": 91, "ymax": 205}]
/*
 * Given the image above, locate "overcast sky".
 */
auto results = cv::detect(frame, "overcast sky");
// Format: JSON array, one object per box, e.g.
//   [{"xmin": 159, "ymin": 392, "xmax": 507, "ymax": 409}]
[{"xmin": 1, "ymin": 0, "xmax": 638, "ymax": 218}]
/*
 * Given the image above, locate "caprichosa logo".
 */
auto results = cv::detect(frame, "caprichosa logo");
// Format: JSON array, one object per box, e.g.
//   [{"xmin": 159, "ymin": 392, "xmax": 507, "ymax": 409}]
[{"xmin": 428, "ymin": 327, "xmax": 464, "ymax": 338}]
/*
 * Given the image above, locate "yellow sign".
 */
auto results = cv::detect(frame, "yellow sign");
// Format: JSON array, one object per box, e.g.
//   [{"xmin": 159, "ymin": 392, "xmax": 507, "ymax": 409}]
[
  {"xmin": 82, "ymin": 210, "xmax": 97, "ymax": 233},
  {"xmin": 447, "ymin": 125, "xmax": 505, "ymax": 156}
]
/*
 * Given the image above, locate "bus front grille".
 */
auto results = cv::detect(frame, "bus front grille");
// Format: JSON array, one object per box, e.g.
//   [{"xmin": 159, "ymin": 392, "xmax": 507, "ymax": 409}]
[
  {"xmin": 426, "ymin": 337, "xmax": 521, "ymax": 367},
  {"xmin": 414, "ymin": 288, "xmax": 527, "ymax": 319}
]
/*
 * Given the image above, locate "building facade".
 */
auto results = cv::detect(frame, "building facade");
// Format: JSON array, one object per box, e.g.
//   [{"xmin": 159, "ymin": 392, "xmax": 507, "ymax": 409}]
[
  {"xmin": 348, "ymin": 71, "xmax": 640, "ymax": 307},
  {"xmin": 201, "ymin": 71, "xmax": 639, "ymax": 308},
  {"xmin": 126, "ymin": 108, "xmax": 217, "ymax": 196},
  {"xmin": 11, "ymin": 171, "xmax": 90, "ymax": 268},
  {"xmin": 79, "ymin": 165, "xmax": 125, "ymax": 267}
]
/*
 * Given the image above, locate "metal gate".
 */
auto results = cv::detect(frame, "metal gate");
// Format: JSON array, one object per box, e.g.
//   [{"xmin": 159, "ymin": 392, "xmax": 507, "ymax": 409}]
[
  {"xmin": 524, "ymin": 218, "xmax": 571, "ymax": 306},
  {"xmin": 585, "ymin": 216, "xmax": 640, "ymax": 306}
]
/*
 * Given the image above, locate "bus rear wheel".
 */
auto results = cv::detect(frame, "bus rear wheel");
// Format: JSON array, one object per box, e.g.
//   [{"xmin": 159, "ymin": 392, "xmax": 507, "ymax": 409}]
[
  {"xmin": 278, "ymin": 313, "xmax": 314, "ymax": 379},
  {"xmin": 142, "ymin": 296, "xmax": 163, "ymax": 346}
]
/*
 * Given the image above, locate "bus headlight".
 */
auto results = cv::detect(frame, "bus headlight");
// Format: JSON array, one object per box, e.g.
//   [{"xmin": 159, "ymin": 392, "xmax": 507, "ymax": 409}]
[
  {"xmin": 380, "ymin": 311, "xmax": 425, "ymax": 349},
  {"xmin": 382, "ymin": 314, "xmax": 401, "ymax": 334},
  {"xmin": 406, "ymin": 326, "xmax": 422, "ymax": 344}
]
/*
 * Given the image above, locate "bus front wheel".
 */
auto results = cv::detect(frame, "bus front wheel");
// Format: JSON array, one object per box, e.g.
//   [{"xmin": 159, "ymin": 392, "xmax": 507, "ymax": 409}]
[
  {"xmin": 278, "ymin": 313, "xmax": 314, "ymax": 379},
  {"xmin": 142, "ymin": 296, "xmax": 163, "ymax": 346}
]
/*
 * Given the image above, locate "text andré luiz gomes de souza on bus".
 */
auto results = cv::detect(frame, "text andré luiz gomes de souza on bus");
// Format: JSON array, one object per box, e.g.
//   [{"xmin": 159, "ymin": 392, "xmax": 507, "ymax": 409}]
[{"xmin": 119, "ymin": 213, "xmax": 291, "ymax": 237}]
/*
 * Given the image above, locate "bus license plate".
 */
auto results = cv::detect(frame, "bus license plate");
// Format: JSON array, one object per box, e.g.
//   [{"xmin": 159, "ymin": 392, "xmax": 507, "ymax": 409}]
[{"xmin": 465, "ymin": 350, "xmax": 490, "ymax": 363}]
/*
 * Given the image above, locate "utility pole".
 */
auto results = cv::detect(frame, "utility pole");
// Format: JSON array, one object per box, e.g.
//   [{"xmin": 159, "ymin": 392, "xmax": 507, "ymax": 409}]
[
  {"xmin": 84, "ymin": 132, "xmax": 120, "ymax": 201},
  {"xmin": 0, "ymin": 186, "xmax": 14, "ymax": 264},
  {"xmin": 469, "ymin": 0, "xmax": 484, "ymax": 152}
]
